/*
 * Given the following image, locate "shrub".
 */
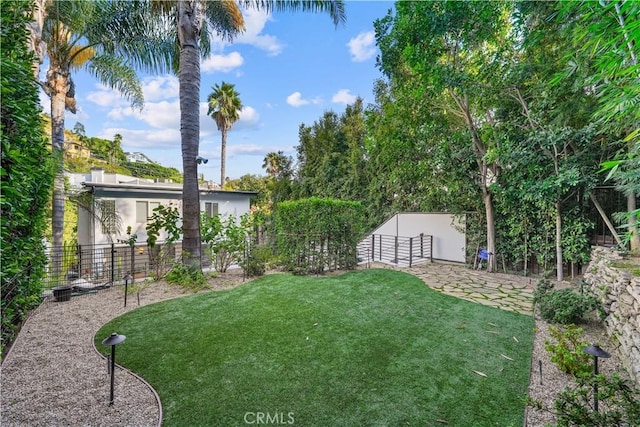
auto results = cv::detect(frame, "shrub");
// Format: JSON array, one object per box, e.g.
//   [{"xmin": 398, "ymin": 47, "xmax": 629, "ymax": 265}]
[
  {"xmin": 241, "ymin": 244, "xmax": 275, "ymax": 277},
  {"xmin": 1, "ymin": 1, "xmax": 55, "ymax": 355},
  {"xmin": 554, "ymin": 373, "xmax": 640, "ymax": 426},
  {"xmin": 544, "ymin": 324, "xmax": 592, "ymax": 377},
  {"xmin": 201, "ymin": 214, "xmax": 248, "ymax": 273},
  {"xmin": 275, "ymin": 198, "xmax": 365, "ymax": 274},
  {"xmin": 534, "ymin": 278, "xmax": 599, "ymax": 324},
  {"xmin": 165, "ymin": 264, "xmax": 207, "ymax": 291}
]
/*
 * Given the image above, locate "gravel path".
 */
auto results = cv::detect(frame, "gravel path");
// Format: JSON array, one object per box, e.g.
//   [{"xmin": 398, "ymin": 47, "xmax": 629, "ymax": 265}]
[
  {"xmin": 0, "ymin": 267, "xmax": 631, "ymax": 426},
  {"xmin": 1, "ymin": 272, "xmax": 245, "ymax": 427}
]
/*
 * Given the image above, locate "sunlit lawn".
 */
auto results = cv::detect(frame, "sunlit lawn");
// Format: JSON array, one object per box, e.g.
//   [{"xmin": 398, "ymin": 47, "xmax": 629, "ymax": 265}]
[{"xmin": 97, "ymin": 269, "xmax": 533, "ymax": 426}]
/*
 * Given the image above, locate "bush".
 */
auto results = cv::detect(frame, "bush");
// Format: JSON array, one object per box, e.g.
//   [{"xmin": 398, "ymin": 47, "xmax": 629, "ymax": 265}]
[
  {"xmin": 275, "ymin": 198, "xmax": 365, "ymax": 274},
  {"xmin": 534, "ymin": 279, "xmax": 599, "ymax": 324},
  {"xmin": 165, "ymin": 264, "xmax": 207, "ymax": 291},
  {"xmin": 554, "ymin": 373, "xmax": 640, "ymax": 426},
  {"xmin": 1, "ymin": 1, "xmax": 55, "ymax": 355},
  {"xmin": 241, "ymin": 244, "xmax": 275, "ymax": 277},
  {"xmin": 545, "ymin": 324, "xmax": 592, "ymax": 377}
]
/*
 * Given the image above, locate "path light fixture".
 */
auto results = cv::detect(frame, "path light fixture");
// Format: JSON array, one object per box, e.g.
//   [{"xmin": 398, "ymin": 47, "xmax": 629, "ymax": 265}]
[
  {"xmin": 102, "ymin": 332, "xmax": 126, "ymax": 406},
  {"xmin": 582, "ymin": 343, "xmax": 611, "ymax": 412},
  {"xmin": 123, "ymin": 273, "xmax": 133, "ymax": 308}
]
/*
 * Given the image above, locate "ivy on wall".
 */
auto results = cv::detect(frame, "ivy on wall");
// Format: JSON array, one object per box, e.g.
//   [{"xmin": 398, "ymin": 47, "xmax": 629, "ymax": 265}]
[
  {"xmin": 275, "ymin": 197, "xmax": 365, "ymax": 274},
  {"xmin": 1, "ymin": 1, "xmax": 56, "ymax": 355}
]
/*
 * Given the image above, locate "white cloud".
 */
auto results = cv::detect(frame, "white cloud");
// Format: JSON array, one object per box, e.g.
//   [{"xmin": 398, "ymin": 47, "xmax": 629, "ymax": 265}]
[
  {"xmin": 108, "ymin": 100, "xmax": 180, "ymax": 130},
  {"xmin": 85, "ymin": 85, "xmax": 130, "ymax": 108},
  {"xmin": 238, "ymin": 106, "xmax": 260, "ymax": 128},
  {"xmin": 286, "ymin": 92, "xmax": 322, "ymax": 107},
  {"xmin": 332, "ymin": 89, "xmax": 357, "ymax": 105},
  {"xmin": 235, "ymin": 9, "xmax": 284, "ymax": 56},
  {"xmin": 209, "ymin": 8, "xmax": 284, "ymax": 56},
  {"xmin": 228, "ymin": 143, "xmax": 272, "ymax": 157},
  {"xmin": 347, "ymin": 31, "xmax": 376, "ymax": 62},
  {"xmin": 201, "ymin": 51, "xmax": 244, "ymax": 73},
  {"xmin": 99, "ymin": 127, "xmax": 181, "ymax": 149},
  {"xmin": 200, "ymin": 103, "xmax": 261, "ymax": 135},
  {"xmin": 140, "ymin": 75, "xmax": 179, "ymax": 102},
  {"xmin": 286, "ymin": 92, "xmax": 309, "ymax": 107}
]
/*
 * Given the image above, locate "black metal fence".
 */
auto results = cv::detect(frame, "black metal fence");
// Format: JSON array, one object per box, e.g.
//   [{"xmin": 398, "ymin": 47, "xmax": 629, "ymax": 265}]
[
  {"xmin": 43, "ymin": 241, "xmax": 183, "ymax": 297},
  {"xmin": 357, "ymin": 233, "xmax": 433, "ymax": 267}
]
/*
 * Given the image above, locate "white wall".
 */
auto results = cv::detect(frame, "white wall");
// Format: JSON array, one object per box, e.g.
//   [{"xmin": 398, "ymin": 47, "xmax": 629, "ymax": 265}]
[
  {"xmin": 371, "ymin": 213, "xmax": 466, "ymax": 263},
  {"xmin": 81, "ymin": 192, "xmax": 253, "ymax": 246}
]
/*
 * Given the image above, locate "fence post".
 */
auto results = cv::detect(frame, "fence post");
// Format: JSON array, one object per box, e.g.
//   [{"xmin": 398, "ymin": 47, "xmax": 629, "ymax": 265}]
[
  {"xmin": 111, "ymin": 244, "xmax": 115, "ymax": 285},
  {"xmin": 77, "ymin": 244, "xmax": 82, "ymax": 278},
  {"xmin": 130, "ymin": 245, "xmax": 135, "ymax": 284},
  {"xmin": 430, "ymin": 235, "xmax": 433, "ymax": 263},
  {"xmin": 409, "ymin": 237, "xmax": 413, "ymax": 267},
  {"xmin": 371, "ymin": 235, "xmax": 375, "ymax": 262},
  {"xmin": 394, "ymin": 236, "xmax": 398, "ymax": 263}
]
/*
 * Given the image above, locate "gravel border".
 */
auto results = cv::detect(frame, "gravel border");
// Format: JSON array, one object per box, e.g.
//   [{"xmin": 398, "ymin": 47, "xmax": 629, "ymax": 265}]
[
  {"xmin": 1, "ymin": 271, "xmax": 246, "ymax": 427},
  {"xmin": 1, "ymin": 268, "xmax": 632, "ymax": 426}
]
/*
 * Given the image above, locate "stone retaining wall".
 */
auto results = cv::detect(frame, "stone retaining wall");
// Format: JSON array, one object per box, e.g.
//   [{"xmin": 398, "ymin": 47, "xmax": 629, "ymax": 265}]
[{"xmin": 583, "ymin": 246, "xmax": 640, "ymax": 385}]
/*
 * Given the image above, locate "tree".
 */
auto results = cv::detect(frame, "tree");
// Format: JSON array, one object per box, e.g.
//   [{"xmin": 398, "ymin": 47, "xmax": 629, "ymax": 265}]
[
  {"xmin": 72, "ymin": 122, "xmax": 86, "ymax": 139},
  {"xmin": 557, "ymin": 0, "xmax": 640, "ymax": 252},
  {"xmin": 375, "ymin": 1, "xmax": 514, "ymax": 271},
  {"xmin": 150, "ymin": 0, "xmax": 345, "ymax": 270},
  {"xmin": 261, "ymin": 151, "xmax": 294, "ymax": 206},
  {"xmin": 207, "ymin": 81, "xmax": 242, "ymax": 187},
  {"xmin": 262, "ymin": 151, "xmax": 292, "ymax": 179},
  {"xmin": 36, "ymin": 0, "xmax": 168, "ymax": 275},
  {"xmin": 294, "ymin": 98, "xmax": 367, "ymax": 202},
  {"xmin": 107, "ymin": 133, "xmax": 124, "ymax": 167}
]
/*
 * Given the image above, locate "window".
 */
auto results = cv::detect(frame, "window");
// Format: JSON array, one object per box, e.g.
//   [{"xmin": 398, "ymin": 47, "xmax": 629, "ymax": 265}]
[
  {"xmin": 136, "ymin": 201, "xmax": 148, "ymax": 223},
  {"xmin": 137, "ymin": 201, "xmax": 162, "ymax": 223},
  {"xmin": 99, "ymin": 200, "xmax": 117, "ymax": 234},
  {"xmin": 204, "ymin": 202, "xmax": 218, "ymax": 217}
]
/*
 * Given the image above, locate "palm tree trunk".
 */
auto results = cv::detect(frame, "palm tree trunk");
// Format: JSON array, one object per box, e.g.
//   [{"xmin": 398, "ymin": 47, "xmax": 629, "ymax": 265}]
[
  {"xmin": 178, "ymin": 0, "xmax": 202, "ymax": 269},
  {"xmin": 220, "ymin": 129, "xmax": 227, "ymax": 187},
  {"xmin": 50, "ymin": 72, "xmax": 67, "ymax": 277}
]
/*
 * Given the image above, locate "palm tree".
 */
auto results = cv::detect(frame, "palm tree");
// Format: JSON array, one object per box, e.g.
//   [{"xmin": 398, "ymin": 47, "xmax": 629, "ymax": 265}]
[
  {"xmin": 37, "ymin": 0, "xmax": 172, "ymax": 275},
  {"xmin": 150, "ymin": 0, "xmax": 346, "ymax": 270},
  {"xmin": 262, "ymin": 151, "xmax": 292, "ymax": 178},
  {"xmin": 207, "ymin": 81, "xmax": 242, "ymax": 187}
]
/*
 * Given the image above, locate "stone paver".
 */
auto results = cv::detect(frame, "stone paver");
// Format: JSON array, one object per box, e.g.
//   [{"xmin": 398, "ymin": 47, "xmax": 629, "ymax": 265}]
[{"xmin": 376, "ymin": 261, "xmax": 535, "ymax": 315}]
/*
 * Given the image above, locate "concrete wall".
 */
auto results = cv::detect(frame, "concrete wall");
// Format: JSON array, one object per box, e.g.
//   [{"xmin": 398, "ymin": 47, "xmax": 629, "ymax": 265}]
[
  {"xmin": 370, "ymin": 212, "xmax": 466, "ymax": 263},
  {"xmin": 583, "ymin": 246, "xmax": 640, "ymax": 386}
]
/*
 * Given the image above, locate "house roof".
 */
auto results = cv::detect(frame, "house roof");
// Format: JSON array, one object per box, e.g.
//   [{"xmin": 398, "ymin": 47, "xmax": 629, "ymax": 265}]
[{"xmin": 82, "ymin": 181, "xmax": 258, "ymax": 196}]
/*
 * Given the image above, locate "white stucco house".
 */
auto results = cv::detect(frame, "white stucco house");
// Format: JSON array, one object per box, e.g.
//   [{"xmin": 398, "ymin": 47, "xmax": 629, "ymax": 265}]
[{"xmin": 70, "ymin": 168, "xmax": 256, "ymax": 246}]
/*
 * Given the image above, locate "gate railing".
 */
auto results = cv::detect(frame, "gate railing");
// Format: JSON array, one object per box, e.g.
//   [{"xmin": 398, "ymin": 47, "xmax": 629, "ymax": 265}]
[{"xmin": 357, "ymin": 233, "xmax": 433, "ymax": 267}]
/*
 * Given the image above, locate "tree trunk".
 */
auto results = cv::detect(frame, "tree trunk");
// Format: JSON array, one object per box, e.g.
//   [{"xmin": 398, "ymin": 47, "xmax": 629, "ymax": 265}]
[
  {"xmin": 482, "ymin": 184, "xmax": 497, "ymax": 272},
  {"xmin": 48, "ymin": 68, "xmax": 69, "ymax": 277},
  {"xmin": 555, "ymin": 199, "xmax": 564, "ymax": 282},
  {"xmin": 220, "ymin": 128, "xmax": 227, "ymax": 187},
  {"xmin": 177, "ymin": 0, "xmax": 202, "ymax": 270},
  {"xmin": 27, "ymin": 0, "xmax": 47, "ymax": 79},
  {"xmin": 628, "ymin": 193, "xmax": 639, "ymax": 252}
]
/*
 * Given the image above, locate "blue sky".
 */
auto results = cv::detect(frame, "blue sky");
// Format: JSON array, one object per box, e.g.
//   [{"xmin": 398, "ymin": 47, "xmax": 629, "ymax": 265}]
[{"xmin": 41, "ymin": 1, "xmax": 395, "ymax": 182}]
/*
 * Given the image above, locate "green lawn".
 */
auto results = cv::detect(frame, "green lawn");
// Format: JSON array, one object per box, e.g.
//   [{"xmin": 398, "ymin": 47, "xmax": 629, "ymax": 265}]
[{"xmin": 96, "ymin": 269, "xmax": 533, "ymax": 426}]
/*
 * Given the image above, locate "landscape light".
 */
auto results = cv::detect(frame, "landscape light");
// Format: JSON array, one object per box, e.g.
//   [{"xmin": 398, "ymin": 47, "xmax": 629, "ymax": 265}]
[
  {"xmin": 582, "ymin": 343, "xmax": 611, "ymax": 412},
  {"xmin": 102, "ymin": 332, "xmax": 127, "ymax": 406}
]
